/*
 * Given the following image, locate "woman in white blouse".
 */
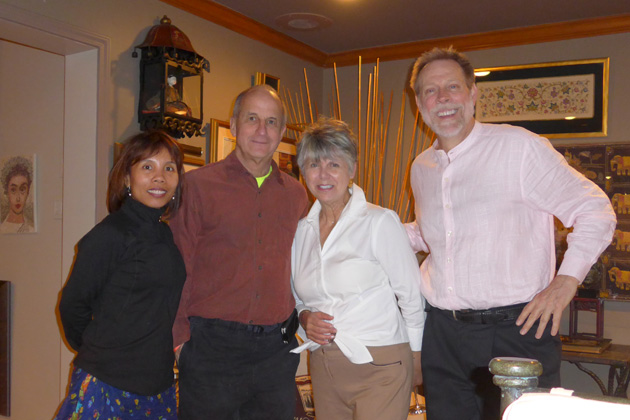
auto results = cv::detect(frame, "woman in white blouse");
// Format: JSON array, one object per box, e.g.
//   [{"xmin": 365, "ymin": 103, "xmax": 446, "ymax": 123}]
[{"xmin": 291, "ymin": 117, "xmax": 425, "ymax": 420}]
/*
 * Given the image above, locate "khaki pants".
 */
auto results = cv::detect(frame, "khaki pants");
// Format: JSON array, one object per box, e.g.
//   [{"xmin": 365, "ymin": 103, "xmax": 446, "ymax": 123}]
[{"xmin": 310, "ymin": 342, "xmax": 413, "ymax": 420}]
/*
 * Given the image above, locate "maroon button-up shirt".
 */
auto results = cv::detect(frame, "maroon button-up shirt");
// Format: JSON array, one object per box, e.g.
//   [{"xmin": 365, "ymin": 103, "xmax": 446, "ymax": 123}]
[{"xmin": 170, "ymin": 152, "xmax": 309, "ymax": 346}]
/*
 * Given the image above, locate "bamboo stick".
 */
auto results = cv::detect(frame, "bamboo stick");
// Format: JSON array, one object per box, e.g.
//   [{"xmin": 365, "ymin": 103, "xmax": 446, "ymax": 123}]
[
  {"xmin": 334, "ymin": 63, "xmax": 341, "ymax": 120},
  {"xmin": 330, "ymin": 85, "xmax": 336, "ymax": 119},
  {"xmin": 375, "ymin": 91, "xmax": 393, "ymax": 206},
  {"xmin": 363, "ymin": 73, "xmax": 373, "ymax": 188},
  {"xmin": 388, "ymin": 94, "xmax": 406, "ymax": 210},
  {"xmin": 303, "ymin": 68, "xmax": 314, "ymax": 123},
  {"xmin": 284, "ymin": 87, "xmax": 299, "ymax": 130},
  {"xmin": 295, "ymin": 92, "xmax": 303, "ymax": 124},
  {"xmin": 367, "ymin": 62, "xmax": 379, "ymax": 199},
  {"xmin": 365, "ymin": 69, "xmax": 374, "ymax": 192},
  {"xmin": 397, "ymin": 108, "xmax": 420, "ymax": 215},
  {"xmin": 282, "ymin": 87, "xmax": 298, "ymax": 139},
  {"xmin": 299, "ymin": 84, "xmax": 307, "ymax": 125},
  {"xmin": 357, "ymin": 56, "xmax": 362, "ymax": 184}
]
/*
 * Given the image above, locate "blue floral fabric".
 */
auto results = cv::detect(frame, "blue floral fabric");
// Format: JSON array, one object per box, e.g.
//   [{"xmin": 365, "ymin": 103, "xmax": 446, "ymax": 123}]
[{"xmin": 54, "ymin": 367, "xmax": 177, "ymax": 419}]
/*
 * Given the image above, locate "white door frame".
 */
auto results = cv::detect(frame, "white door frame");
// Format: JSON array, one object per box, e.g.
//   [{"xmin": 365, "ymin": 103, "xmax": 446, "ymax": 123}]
[{"xmin": 0, "ymin": 2, "xmax": 111, "ymax": 397}]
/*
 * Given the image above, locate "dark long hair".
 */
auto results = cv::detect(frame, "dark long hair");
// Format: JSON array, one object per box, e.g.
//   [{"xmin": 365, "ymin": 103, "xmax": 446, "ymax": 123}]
[{"xmin": 107, "ymin": 130, "xmax": 184, "ymax": 219}]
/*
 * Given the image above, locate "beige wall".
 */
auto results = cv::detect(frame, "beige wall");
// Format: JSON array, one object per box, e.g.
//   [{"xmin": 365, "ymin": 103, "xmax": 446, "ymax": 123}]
[
  {"xmin": 1, "ymin": 0, "xmax": 324, "ymax": 220},
  {"xmin": 0, "ymin": 40, "xmax": 65, "ymax": 419},
  {"xmin": 325, "ymin": 33, "xmax": 630, "ymax": 396}
]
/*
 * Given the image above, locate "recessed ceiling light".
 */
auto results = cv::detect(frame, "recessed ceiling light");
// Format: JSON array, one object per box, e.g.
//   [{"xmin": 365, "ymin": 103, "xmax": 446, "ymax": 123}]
[
  {"xmin": 475, "ymin": 71, "xmax": 490, "ymax": 77},
  {"xmin": 275, "ymin": 13, "xmax": 333, "ymax": 31}
]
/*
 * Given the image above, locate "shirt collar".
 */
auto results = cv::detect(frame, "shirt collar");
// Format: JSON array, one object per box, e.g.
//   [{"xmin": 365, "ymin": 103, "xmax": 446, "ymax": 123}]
[
  {"xmin": 305, "ymin": 183, "xmax": 368, "ymax": 226},
  {"xmin": 224, "ymin": 150, "xmax": 285, "ymax": 186},
  {"xmin": 431, "ymin": 120, "xmax": 482, "ymax": 163},
  {"xmin": 121, "ymin": 196, "xmax": 165, "ymax": 224}
]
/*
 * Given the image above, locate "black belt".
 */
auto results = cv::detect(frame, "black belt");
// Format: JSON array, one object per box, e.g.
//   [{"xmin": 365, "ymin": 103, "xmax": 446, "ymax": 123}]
[
  {"xmin": 189, "ymin": 316, "xmax": 282, "ymax": 334},
  {"xmin": 427, "ymin": 302, "xmax": 527, "ymax": 324}
]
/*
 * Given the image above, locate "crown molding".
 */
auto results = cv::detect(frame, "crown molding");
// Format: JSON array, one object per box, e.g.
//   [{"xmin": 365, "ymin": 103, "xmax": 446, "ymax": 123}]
[
  {"xmin": 159, "ymin": 0, "xmax": 328, "ymax": 66},
  {"xmin": 326, "ymin": 14, "xmax": 630, "ymax": 67},
  {"xmin": 159, "ymin": 1, "xmax": 630, "ymax": 68}
]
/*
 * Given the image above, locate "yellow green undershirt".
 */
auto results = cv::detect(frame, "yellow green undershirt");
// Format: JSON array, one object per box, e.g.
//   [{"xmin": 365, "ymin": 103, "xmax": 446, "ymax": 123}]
[{"xmin": 255, "ymin": 166, "xmax": 272, "ymax": 187}]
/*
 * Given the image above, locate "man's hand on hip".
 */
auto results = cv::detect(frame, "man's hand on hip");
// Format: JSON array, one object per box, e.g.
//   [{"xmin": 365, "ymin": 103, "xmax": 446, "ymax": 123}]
[{"xmin": 515, "ymin": 274, "xmax": 579, "ymax": 339}]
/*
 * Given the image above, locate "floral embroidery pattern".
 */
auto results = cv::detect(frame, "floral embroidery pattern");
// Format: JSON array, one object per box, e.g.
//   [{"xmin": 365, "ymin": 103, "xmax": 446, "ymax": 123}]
[{"xmin": 476, "ymin": 74, "xmax": 595, "ymax": 122}]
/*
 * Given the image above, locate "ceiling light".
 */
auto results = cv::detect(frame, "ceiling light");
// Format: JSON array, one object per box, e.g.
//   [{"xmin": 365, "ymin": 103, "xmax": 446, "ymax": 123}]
[
  {"xmin": 475, "ymin": 71, "xmax": 490, "ymax": 77},
  {"xmin": 275, "ymin": 13, "xmax": 333, "ymax": 31}
]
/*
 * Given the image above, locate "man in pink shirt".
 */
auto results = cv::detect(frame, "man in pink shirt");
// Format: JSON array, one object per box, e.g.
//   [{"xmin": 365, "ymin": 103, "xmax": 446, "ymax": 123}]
[{"xmin": 406, "ymin": 47, "xmax": 616, "ymax": 420}]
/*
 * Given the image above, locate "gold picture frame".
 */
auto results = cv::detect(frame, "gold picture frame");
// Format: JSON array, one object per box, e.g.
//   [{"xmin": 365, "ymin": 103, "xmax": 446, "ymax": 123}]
[
  {"xmin": 474, "ymin": 58, "xmax": 609, "ymax": 138},
  {"xmin": 254, "ymin": 72, "xmax": 280, "ymax": 92},
  {"xmin": 210, "ymin": 119, "xmax": 236, "ymax": 163}
]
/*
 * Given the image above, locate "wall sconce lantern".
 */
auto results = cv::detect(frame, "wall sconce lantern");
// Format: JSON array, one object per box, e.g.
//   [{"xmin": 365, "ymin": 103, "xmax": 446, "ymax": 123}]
[{"xmin": 133, "ymin": 16, "xmax": 209, "ymax": 138}]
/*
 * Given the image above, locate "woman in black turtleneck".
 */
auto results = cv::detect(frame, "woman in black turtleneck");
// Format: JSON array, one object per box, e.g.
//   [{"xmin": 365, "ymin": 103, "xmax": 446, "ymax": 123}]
[{"xmin": 55, "ymin": 131, "xmax": 186, "ymax": 420}]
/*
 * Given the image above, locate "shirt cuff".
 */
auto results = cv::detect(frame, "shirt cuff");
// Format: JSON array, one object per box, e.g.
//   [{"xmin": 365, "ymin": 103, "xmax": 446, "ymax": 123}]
[
  {"xmin": 406, "ymin": 326, "xmax": 423, "ymax": 352},
  {"xmin": 557, "ymin": 254, "xmax": 593, "ymax": 284}
]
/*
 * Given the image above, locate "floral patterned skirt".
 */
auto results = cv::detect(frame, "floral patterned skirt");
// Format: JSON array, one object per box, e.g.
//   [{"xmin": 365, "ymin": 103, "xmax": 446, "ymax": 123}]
[{"xmin": 54, "ymin": 366, "xmax": 177, "ymax": 420}]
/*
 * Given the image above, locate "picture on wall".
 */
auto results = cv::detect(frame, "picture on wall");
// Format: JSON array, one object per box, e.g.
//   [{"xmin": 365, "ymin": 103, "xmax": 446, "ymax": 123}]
[
  {"xmin": 274, "ymin": 139, "xmax": 299, "ymax": 180},
  {"xmin": 0, "ymin": 154, "xmax": 36, "ymax": 234},
  {"xmin": 210, "ymin": 119, "xmax": 236, "ymax": 162},
  {"xmin": 475, "ymin": 58, "xmax": 609, "ymax": 138},
  {"xmin": 178, "ymin": 136, "xmax": 209, "ymax": 169},
  {"xmin": 254, "ymin": 72, "xmax": 280, "ymax": 92}
]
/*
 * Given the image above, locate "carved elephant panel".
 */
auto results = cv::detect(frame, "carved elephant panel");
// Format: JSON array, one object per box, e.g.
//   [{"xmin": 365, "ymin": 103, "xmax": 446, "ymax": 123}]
[
  {"xmin": 608, "ymin": 267, "xmax": 630, "ymax": 290},
  {"xmin": 612, "ymin": 230, "xmax": 630, "ymax": 252},
  {"xmin": 610, "ymin": 155, "xmax": 630, "ymax": 176},
  {"xmin": 611, "ymin": 193, "xmax": 630, "ymax": 214}
]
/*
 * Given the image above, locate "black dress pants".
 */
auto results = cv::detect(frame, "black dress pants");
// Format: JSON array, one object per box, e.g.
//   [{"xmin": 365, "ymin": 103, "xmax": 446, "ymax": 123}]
[
  {"xmin": 422, "ymin": 307, "xmax": 561, "ymax": 420},
  {"xmin": 178, "ymin": 317, "xmax": 300, "ymax": 420}
]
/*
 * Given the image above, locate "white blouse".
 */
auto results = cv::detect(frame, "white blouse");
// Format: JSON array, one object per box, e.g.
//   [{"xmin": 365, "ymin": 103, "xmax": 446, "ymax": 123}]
[{"xmin": 291, "ymin": 184, "xmax": 425, "ymax": 364}]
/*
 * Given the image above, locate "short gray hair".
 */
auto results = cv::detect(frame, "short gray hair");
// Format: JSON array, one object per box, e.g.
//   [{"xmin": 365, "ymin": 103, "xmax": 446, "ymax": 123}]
[
  {"xmin": 232, "ymin": 84, "xmax": 287, "ymax": 126},
  {"xmin": 297, "ymin": 117, "xmax": 357, "ymax": 175}
]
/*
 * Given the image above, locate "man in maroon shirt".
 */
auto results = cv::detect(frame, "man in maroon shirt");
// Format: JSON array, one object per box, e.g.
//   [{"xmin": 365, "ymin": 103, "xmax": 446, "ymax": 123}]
[{"xmin": 170, "ymin": 85, "xmax": 309, "ymax": 420}]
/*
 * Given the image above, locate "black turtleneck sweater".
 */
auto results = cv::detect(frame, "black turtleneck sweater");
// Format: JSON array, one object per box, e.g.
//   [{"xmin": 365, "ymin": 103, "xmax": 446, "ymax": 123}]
[{"xmin": 59, "ymin": 198, "xmax": 186, "ymax": 395}]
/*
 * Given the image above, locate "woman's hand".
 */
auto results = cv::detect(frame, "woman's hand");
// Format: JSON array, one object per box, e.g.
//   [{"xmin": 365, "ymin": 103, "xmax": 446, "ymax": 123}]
[{"xmin": 299, "ymin": 310, "xmax": 336, "ymax": 345}]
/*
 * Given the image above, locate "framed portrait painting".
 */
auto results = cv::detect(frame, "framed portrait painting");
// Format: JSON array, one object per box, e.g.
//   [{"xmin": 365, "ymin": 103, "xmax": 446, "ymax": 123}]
[
  {"xmin": 210, "ymin": 119, "xmax": 236, "ymax": 163},
  {"xmin": 0, "ymin": 154, "xmax": 36, "ymax": 234}
]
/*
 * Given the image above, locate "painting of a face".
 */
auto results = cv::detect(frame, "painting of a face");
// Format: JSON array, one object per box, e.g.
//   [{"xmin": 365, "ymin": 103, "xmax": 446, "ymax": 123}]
[
  {"xmin": 1, "ymin": 155, "xmax": 36, "ymax": 234},
  {"xmin": 7, "ymin": 174, "xmax": 29, "ymax": 217}
]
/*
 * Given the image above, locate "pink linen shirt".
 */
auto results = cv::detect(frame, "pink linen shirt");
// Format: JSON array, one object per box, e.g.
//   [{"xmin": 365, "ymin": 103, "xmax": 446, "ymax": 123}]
[{"xmin": 406, "ymin": 121, "xmax": 616, "ymax": 311}]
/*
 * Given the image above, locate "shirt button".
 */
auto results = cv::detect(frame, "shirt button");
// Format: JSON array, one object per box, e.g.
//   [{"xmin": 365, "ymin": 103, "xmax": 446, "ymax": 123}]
[
  {"xmin": 444, "ymin": 177, "xmax": 449, "ymax": 182},
  {"xmin": 447, "ymin": 258, "xmax": 451, "ymax": 263},
  {"xmin": 447, "ymin": 287, "xmax": 453, "ymax": 293},
  {"xmin": 258, "ymin": 212, "xmax": 262, "ymax": 217},
  {"xmin": 248, "ymin": 320, "xmax": 254, "ymax": 324},
  {"xmin": 447, "ymin": 231, "xmax": 452, "ymax": 236},
  {"xmin": 445, "ymin": 204, "xmax": 451, "ymax": 209},
  {"xmin": 258, "ymin": 239, "xmax": 262, "ymax": 244},
  {"xmin": 256, "ymin": 294, "xmax": 260, "ymax": 299},
  {"xmin": 258, "ymin": 265, "xmax": 263, "ymax": 270}
]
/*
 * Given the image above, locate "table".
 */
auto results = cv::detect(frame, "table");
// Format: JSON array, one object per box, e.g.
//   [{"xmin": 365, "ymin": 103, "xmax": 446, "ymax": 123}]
[
  {"xmin": 562, "ymin": 344, "xmax": 630, "ymax": 398},
  {"xmin": 408, "ymin": 393, "xmax": 426, "ymax": 420}
]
